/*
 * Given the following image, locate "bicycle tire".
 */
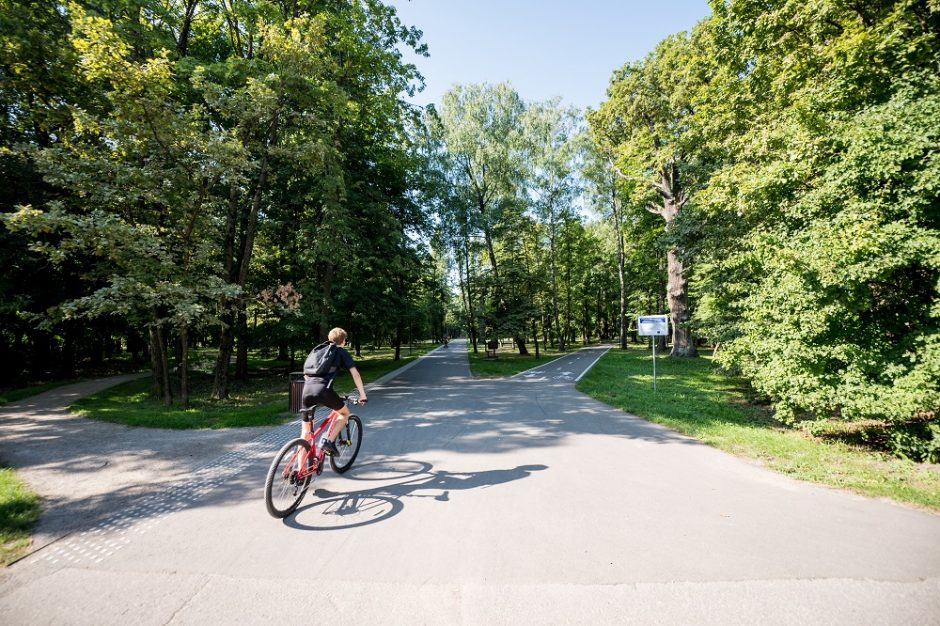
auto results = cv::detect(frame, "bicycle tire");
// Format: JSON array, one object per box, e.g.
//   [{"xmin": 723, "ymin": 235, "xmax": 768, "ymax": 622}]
[
  {"xmin": 329, "ymin": 414, "xmax": 362, "ymax": 474},
  {"xmin": 264, "ymin": 437, "xmax": 314, "ymax": 518}
]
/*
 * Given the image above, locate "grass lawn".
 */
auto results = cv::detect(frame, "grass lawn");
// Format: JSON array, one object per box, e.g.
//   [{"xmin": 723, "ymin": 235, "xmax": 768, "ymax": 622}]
[
  {"xmin": 467, "ymin": 342, "xmax": 566, "ymax": 377},
  {"xmin": 71, "ymin": 342, "xmax": 439, "ymax": 429},
  {"xmin": 0, "ymin": 467, "xmax": 41, "ymax": 566},
  {"xmin": 577, "ymin": 346, "xmax": 940, "ymax": 512}
]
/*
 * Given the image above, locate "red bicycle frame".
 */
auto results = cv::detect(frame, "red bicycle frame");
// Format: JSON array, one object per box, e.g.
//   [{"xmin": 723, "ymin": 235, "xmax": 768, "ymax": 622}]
[{"xmin": 286, "ymin": 407, "xmax": 343, "ymax": 480}]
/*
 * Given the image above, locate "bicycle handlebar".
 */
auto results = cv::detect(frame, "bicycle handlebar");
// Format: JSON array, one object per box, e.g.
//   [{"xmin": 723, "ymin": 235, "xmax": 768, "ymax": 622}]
[{"xmin": 343, "ymin": 393, "xmax": 367, "ymax": 406}]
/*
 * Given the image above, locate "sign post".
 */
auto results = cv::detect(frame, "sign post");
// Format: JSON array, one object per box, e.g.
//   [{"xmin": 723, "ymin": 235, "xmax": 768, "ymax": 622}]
[{"xmin": 637, "ymin": 315, "xmax": 669, "ymax": 391}]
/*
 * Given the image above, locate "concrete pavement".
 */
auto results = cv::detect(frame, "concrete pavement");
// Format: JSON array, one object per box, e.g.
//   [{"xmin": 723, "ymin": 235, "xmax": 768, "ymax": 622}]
[{"xmin": 1, "ymin": 340, "xmax": 939, "ymax": 625}]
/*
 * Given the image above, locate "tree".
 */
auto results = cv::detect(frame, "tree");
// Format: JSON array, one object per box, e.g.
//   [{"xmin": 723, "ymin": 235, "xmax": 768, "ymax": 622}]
[
  {"xmin": 522, "ymin": 99, "xmax": 583, "ymax": 351},
  {"xmin": 590, "ymin": 32, "xmax": 706, "ymax": 357},
  {"xmin": 689, "ymin": 0, "xmax": 940, "ymax": 428},
  {"xmin": 435, "ymin": 83, "xmax": 527, "ymax": 347}
]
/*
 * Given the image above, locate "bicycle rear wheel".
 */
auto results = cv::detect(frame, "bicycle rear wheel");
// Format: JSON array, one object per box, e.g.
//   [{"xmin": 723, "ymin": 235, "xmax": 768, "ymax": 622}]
[
  {"xmin": 264, "ymin": 438, "xmax": 314, "ymax": 518},
  {"xmin": 329, "ymin": 415, "xmax": 362, "ymax": 474}
]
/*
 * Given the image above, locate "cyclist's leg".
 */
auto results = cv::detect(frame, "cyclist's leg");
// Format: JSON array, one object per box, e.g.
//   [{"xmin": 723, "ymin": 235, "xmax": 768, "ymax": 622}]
[
  {"xmin": 313, "ymin": 386, "xmax": 347, "ymax": 442},
  {"xmin": 327, "ymin": 404, "xmax": 350, "ymax": 441},
  {"xmin": 301, "ymin": 379, "xmax": 327, "ymax": 438}
]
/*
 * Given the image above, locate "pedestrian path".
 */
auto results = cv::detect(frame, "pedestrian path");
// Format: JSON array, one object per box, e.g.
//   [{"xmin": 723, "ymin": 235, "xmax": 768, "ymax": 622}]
[{"xmin": 2, "ymin": 340, "xmax": 940, "ymax": 625}]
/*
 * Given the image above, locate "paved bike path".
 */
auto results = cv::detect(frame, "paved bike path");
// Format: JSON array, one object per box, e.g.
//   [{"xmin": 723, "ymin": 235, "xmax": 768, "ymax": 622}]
[{"xmin": 2, "ymin": 340, "xmax": 940, "ymax": 624}]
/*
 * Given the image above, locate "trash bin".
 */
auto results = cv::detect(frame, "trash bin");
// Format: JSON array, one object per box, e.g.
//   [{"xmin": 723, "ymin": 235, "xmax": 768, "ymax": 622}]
[{"xmin": 288, "ymin": 372, "xmax": 305, "ymax": 413}]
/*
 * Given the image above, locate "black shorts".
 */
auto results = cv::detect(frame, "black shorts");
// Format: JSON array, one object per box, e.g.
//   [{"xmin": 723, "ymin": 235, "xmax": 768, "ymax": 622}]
[{"xmin": 302, "ymin": 378, "xmax": 344, "ymax": 411}]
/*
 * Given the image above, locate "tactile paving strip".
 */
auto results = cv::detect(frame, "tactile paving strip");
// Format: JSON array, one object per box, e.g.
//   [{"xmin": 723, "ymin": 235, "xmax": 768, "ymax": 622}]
[{"xmin": 31, "ymin": 418, "xmax": 315, "ymax": 566}]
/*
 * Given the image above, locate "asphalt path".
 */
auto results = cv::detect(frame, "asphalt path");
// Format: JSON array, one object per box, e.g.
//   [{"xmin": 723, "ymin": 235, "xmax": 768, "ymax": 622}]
[{"xmin": 1, "ymin": 339, "xmax": 939, "ymax": 625}]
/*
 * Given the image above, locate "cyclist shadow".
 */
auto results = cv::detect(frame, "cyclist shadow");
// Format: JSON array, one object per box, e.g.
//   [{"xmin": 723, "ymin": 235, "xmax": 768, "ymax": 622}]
[{"xmin": 284, "ymin": 460, "xmax": 547, "ymax": 531}]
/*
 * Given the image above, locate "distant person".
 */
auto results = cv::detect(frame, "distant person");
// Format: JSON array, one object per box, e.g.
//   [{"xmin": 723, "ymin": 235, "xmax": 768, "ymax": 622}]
[{"xmin": 301, "ymin": 327, "xmax": 367, "ymax": 455}]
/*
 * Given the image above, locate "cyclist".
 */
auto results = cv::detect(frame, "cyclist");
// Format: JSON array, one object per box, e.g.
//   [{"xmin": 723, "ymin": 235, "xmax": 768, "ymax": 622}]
[{"xmin": 301, "ymin": 327, "xmax": 368, "ymax": 455}]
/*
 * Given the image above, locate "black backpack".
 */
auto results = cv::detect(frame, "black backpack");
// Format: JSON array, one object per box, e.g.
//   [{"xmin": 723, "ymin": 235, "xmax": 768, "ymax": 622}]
[{"xmin": 303, "ymin": 341, "xmax": 339, "ymax": 377}]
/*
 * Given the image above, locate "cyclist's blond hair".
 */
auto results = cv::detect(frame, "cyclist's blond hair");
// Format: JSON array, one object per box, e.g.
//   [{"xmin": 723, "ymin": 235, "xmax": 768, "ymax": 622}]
[{"xmin": 328, "ymin": 328, "xmax": 347, "ymax": 344}]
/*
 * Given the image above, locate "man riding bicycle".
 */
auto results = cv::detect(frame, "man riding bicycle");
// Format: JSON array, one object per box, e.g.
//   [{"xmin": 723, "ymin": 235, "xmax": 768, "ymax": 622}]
[{"xmin": 301, "ymin": 327, "xmax": 368, "ymax": 456}]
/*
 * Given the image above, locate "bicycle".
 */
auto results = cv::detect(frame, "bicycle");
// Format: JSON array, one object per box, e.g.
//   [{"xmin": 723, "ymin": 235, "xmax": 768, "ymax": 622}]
[{"xmin": 264, "ymin": 393, "xmax": 364, "ymax": 518}]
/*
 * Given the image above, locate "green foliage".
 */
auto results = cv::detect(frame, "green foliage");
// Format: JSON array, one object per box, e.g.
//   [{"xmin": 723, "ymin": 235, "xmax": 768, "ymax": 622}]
[
  {"xmin": 70, "ymin": 343, "xmax": 437, "ymax": 428},
  {"xmin": 1, "ymin": 0, "xmax": 443, "ymax": 399},
  {"xmin": 888, "ymin": 422, "xmax": 940, "ymax": 464},
  {"xmin": 690, "ymin": 1, "xmax": 940, "ymax": 427}
]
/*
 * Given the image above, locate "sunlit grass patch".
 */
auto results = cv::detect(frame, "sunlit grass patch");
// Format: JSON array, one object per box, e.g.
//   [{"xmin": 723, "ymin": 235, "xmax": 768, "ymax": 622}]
[
  {"xmin": 0, "ymin": 467, "xmax": 41, "ymax": 567},
  {"xmin": 71, "ymin": 342, "xmax": 439, "ymax": 429}
]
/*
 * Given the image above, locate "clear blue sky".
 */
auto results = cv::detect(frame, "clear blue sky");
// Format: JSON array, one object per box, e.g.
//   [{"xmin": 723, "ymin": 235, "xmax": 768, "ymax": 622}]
[{"xmin": 387, "ymin": 0, "xmax": 712, "ymax": 111}]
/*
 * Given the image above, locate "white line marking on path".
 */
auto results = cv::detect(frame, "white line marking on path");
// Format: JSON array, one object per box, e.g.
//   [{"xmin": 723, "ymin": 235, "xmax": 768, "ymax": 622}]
[{"xmin": 575, "ymin": 347, "xmax": 612, "ymax": 382}]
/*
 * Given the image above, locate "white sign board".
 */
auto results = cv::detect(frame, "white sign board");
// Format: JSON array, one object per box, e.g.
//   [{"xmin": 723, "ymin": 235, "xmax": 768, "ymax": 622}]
[{"xmin": 637, "ymin": 315, "xmax": 669, "ymax": 336}]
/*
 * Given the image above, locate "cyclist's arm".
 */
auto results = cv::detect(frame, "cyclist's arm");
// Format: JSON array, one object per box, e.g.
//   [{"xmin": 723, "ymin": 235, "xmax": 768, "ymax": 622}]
[{"xmin": 349, "ymin": 367, "xmax": 367, "ymax": 402}]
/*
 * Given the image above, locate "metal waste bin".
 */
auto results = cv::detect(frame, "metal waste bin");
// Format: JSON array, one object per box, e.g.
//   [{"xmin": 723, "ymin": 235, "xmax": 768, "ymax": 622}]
[{"xmin": 289, "ymin": 372, "xmax": 305, "ymax": 413}]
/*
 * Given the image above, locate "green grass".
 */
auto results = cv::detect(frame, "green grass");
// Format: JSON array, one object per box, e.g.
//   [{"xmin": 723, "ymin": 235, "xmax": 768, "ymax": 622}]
[
  {"xmin": 71, "ymin": 342, "xmax": 438, "ymax": 429},
  {"xmin": 577, "ymin": 346, "xmax": 940, "ymax": 512},
  {"xmin": 0, "ymin": 467, "xmax": 41, "ymax": 567},
  {"xmin": 0, "ymin": 379, "xmax": 84, "ymax": 405},
  {"xmin": 468, "ymin": 343, "xmax": 566, "ymax": 378}
]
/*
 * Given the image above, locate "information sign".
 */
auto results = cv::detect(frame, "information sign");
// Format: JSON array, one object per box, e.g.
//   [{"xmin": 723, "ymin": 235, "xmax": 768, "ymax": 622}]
[
  {"xmin": 637, "ymin": 314, "xmax": 669, "ymax": 392},
  {"xmin": 637, "ymin": 315, "xmax": 669, "ymax": 336}
]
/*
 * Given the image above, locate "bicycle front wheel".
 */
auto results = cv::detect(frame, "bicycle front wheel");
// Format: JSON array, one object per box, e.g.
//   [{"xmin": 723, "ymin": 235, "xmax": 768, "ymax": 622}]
[
  {"xmin": 264, "ymin": 438, "xmax": 314, "ymax": 518},
  {"xmin": 330, "ymin": 415, "xmax": 362, "ymax": 474}
]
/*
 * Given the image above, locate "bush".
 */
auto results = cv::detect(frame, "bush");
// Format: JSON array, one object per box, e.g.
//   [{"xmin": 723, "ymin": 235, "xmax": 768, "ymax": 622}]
[{"xmin": 888, "ymin": 422, "xmax": 940, "ymax": 464}]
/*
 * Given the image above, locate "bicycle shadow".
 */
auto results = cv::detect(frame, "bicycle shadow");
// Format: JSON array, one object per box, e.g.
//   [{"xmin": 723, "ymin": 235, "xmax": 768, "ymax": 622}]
[{"xmin": 284, "ymin": 459, "xmax": 547, "ymax": 531}]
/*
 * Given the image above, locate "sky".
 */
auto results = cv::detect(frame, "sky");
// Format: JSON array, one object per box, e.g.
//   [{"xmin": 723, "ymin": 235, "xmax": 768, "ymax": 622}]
[{"xmin": 386, "ymin": 0, "xmax": 712, "ymax": 111}]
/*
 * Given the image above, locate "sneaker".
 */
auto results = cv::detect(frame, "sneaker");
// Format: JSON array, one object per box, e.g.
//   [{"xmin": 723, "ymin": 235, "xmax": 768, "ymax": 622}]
[{"xmin": 321, "ymin": 439, "xmax": 340, "ymax": 456}]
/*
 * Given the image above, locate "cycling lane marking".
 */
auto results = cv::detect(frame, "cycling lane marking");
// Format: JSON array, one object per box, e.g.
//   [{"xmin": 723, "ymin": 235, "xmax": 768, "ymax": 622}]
[{"xmin": 510, "ymin": 345, "xmax": 612, "ymax": 382}]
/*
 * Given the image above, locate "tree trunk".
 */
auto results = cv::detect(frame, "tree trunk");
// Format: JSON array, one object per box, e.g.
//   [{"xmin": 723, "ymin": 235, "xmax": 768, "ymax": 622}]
[
  {"xmin": 532, "ymin": 320, "xmax": 540, "ymax": 359},
  {"xmin": 235, "ymin": 305, "xmax": 249, "ymax": 381},
  {"xmin": 319, "ymin": 261, "xmax": 334, "ymax": 342},
  {"xmin": 514, "ymin": 336, "xmax": 529, "ymax": 356},
  {"xmin": 213, "ymin": 115, "xmax": 277, "ymax": 398},
  {"xmin": 211, "ymin": 313, "xmax": 234, "ymax": 400},
  {"xmin": 549, "ymin": 225, "xmax": 563, "ymax": 352},
  {"xmin": 149, "ymin": 324, "xmax": 164, "ymax": 399},
  {"xmin": 179, "ymin": 323, "xmax": 189, "ymax": 409},
  {"xmin": 149, "ymin": 316, "xmax": 172, "ymax": 406},
  {"xmin": 667, "ymin": 248, "xmax": 697, "ymax": 357},
  {"xmin": 212, "ymin": 184, "xmax": 240, "ymax": 400},
  {"xmin": 479, "ymin": 200, "xmax": 501, "ymax": 344},
  {"xmin": 176, "ymin": 0, "xmax": 199, "ymax": 56},
  {"xmin": 612, "ymin": 182, "xmax": 627, "ymax": 350},
  {"xmin": 461, "ymin": 241, "xmax": 478, "ymax": 353}
]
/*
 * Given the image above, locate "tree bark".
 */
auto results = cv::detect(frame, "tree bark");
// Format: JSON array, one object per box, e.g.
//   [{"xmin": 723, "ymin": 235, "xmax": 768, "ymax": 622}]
[
  {"xmin": 550, "ymin": 238, "xmax": 563, "ymax": 351},
  {"xmin": 235, "ymin": 305, "xmax": 249, "ymax": 381},
  {"xmin": 667, "ymin": 248, "xmax": 697, "ymax": 357},
  {"xmin": 179, "ymin": 323, "xmax": 190, "ymax": 409},
  {"xmin": 648, "ymin": 164, "xmax": 697, "ymax": 357},
  {"xmin": 149, "ymin": 314, "xmax": 172, "ymax": 406},
  {"xmin": 212, "ymin": 313, "xmax": 234, "ymax": 400},
  {"xmin": 318, "ymin": 260, "xmax": 334, "ymax": 342},
  {"xmin": 212, "ymin": 116, "xmax": 278, "ymax": 398},
  {"xmin": 611, "ymin": 177, "xmax": 627, "ymax": 350},
  {"xmin": 176, "ymin": 0, "xmax": 199, "ymax": 57}
]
